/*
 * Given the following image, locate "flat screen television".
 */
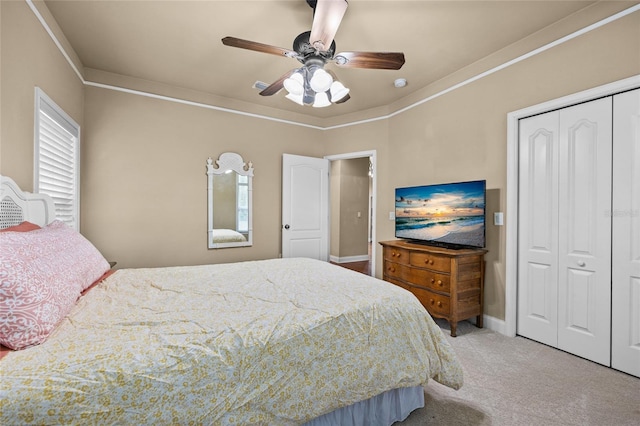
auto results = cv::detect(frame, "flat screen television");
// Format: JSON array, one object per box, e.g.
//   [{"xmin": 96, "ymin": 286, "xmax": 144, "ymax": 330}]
[{"xmin": 395, "ymin": 180, "xmax": 486, "ymax": 249}]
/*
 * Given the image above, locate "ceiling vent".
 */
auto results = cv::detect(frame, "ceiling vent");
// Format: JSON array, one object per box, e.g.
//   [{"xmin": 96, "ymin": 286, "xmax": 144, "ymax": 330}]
[{"xmin": 253, "ymin": 81, "xmax": 269, "ymax": 91}]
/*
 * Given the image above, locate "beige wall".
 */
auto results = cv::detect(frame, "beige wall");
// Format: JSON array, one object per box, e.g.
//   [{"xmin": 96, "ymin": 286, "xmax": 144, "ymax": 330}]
[
  {"xmin": 81, "ymin": 87, "xmax": 326, "ymax": 268},
  {"xmin": 0, "ymin": 0, "xmax": 84, "ymax": 189},
  {"xmin": 2, "ymin": 1, "xmax": 639, "ymax": 322}
]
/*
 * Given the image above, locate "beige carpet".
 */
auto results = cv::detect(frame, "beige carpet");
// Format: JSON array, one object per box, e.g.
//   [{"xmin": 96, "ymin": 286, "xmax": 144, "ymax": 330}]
[{"xmin": 400, "ymin": 320, "xmax": 640, "ymax": 425}]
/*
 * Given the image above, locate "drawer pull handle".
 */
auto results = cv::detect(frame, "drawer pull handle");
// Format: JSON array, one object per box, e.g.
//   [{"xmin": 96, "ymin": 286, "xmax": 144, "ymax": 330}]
[
  {"xmin": 430, "ymin": 299, "xmax": 434, "ymax": 305},
  {"xmin": 430, "ymin": 278, "xmax": 435, "ymax": 283},
  {"xmin": 437, "ymin": 301, "xmax": 442, "ymax": 307},
  {"xmin": 437, "ymin": 280, "xmax": 443, "ymax": 286},
  {"xmin": 424, "ymin": 259, "xmax": 434, "ymax": 265}
]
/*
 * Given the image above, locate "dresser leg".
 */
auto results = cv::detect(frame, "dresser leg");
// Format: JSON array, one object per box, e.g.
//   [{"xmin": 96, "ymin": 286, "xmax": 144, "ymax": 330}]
[
  {"xmin": 450, "ymin": 321, "xmax": 457, "ymax": 337},
  {"xmin": 476, "ymin": 314, "xmax": 483, "ymax": 328}
]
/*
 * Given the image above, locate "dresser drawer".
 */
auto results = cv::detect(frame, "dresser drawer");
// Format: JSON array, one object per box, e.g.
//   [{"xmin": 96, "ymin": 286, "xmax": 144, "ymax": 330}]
[
  {"xmin": 406, "ymin": 268, "xmax": 451, "ymax": 293},
  {"xmin": 384, "ymin": 247, "xmax": 410, "ymax": 264},
  {"xmin": 410, "ymin": 252, "xmax": 451, "ymax": 272},
  {"xmin": 409, "ymin": 286, "xmax": 450, "ymax": 316},
  {"xmin": 384, "ymin": 276, "xmax": 411, "ymax": 292},
  {"xmin": 383, "ymin": 261, "xmax": 409, "ymax": 281}
]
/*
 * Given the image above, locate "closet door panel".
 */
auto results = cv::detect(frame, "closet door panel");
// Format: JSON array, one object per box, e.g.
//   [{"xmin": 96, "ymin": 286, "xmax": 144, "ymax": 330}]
[
  {"xmin": 612, "ymin": 88, "xmax": 640, "ymax": 377},
  {"xmin": 517, "ymin": 111, "xmax": 559, "ymax": 346},
  {"xmin": 557, "ymin": 97, "xmax": 612, "ymax": 366}
]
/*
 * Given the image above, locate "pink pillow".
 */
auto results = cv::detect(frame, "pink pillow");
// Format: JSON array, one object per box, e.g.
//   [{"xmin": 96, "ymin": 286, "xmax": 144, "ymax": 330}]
[
  {"xmin": 0, "ymin": 220, "xmax": 110, "ymax": 350},
  {"xmin": 0, "ymin": 221, "xmax": 41, "ymax": 233}
]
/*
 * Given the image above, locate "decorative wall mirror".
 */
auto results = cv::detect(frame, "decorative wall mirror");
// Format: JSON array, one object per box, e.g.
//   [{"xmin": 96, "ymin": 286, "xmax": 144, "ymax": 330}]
[{"xmin": 206, "ymin": 153, "xmax": 253, "ymax": 248}]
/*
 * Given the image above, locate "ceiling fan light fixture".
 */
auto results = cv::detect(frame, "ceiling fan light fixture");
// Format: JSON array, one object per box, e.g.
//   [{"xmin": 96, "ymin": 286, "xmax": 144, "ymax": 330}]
[
  {"xmin": 329, "ymin": 81, "xmax": 349, "ymax": 102},
  {"xmin": 285, "ymin": 92, "xmax": 304, "ymax": 105},
  {"xmin": 283, "ymin": 71, "xmax": 304, "ymax": 95},
  {"xmin": 303, "ymin": 83, "xmax": 316, "ymax": 105},
  {"xmin": 309, "ymin": 68, "xmax": 333, "ymax": 93},
  {"xmin": 223, "ymin": 0, "xmax": 405, "ymax": 109},
  {"xmin": 312, "ymin": 92, "xmax": 331, "ymax": 108}
]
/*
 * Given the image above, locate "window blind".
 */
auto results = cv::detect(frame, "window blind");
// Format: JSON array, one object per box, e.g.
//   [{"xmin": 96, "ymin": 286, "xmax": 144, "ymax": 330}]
[{"xmin": 35, "ymin": 88, "xmax": 80, "ymax": 230}]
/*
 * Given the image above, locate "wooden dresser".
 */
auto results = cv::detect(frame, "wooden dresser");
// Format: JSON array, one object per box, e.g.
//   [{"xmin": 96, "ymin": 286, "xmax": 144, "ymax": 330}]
[{"xmin": 379, "ymin": 240, "xmax": 487, "ymax": 337}]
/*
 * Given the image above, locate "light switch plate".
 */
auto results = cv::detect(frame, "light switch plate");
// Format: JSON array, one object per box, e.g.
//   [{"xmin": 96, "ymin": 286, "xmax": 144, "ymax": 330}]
[{"xmin": 494, "ymin": 212, "xmax": 504, "ymax": 226}]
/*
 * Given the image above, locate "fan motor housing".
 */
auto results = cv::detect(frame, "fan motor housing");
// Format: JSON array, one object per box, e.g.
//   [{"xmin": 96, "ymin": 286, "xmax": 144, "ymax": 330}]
[{"xmin": 293, "ymin": 31, "xmax": 335, "ymax": 64}]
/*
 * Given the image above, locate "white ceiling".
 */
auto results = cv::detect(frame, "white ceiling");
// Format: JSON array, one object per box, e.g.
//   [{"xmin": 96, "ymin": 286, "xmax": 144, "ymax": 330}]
[{"xmin": 43, "ymin": 0, "xmax": 599, "ymax": 118}]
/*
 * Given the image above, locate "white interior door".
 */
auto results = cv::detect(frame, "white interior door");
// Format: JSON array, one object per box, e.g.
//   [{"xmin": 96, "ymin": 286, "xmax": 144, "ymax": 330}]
[
  {"xmin": 282, "ymin": 154, "xmax": 329, "ymax": 261},
  {"xmin": 557, "ymin": 98, "xmax": 612, "ymax": 366},
  {"xmin": 517, "ymin": 110, "xmax": 560, "ymax": 347},
  {"xmin": 612, "ymin": 88, "xmax": 640, "ymax": 377}
]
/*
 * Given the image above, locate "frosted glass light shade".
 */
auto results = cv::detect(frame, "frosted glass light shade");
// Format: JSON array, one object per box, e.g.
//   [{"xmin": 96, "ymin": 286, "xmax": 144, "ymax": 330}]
[
  {"xmin": 285, "ymin": 92, "xmax": 304, "ymax": 105},
  {"xmin": 312, "ymin": 92, "xmax": 331, "ymax": 108},
  {"xmin": 309, "ymin": 69, "xmax": 333, "ymax": 93},
  {"xmin": 329, "ymin": 81, "xmax": 350, "ymax": 102},
  {"xmin": 283, "ymin": 72, "xmax": 304, "ymax": 96}
]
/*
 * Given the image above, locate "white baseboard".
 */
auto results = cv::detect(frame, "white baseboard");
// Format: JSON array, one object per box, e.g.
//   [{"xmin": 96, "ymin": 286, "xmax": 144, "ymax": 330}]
[
  {"xmin": 329, "ymin": 254, "xmax": 369, "ymax": 264},
  {"xmin": 483, "ymin": 315, "xmax": 507, "ymax": 335},
  {"xmin": 467, "ymin": 314, "xmax": 507, "ymax": 336}
]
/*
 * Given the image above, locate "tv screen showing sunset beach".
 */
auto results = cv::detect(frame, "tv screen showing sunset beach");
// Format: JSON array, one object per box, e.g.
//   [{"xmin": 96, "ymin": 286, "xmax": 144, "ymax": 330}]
[{"xmin": 395, "ymin": 180, "xmax": 486, "ymax": 248}]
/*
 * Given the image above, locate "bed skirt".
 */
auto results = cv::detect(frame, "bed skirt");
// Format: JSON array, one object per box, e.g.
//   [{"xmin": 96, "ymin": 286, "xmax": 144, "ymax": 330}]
[{"xmin": 303, "ymin": 386, "xmax": 424, "ymax": 426}]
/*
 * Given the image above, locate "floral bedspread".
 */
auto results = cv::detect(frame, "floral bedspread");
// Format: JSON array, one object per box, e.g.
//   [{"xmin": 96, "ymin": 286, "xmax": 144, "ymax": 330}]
[{"xmin": 0, "ymin": 258, "xmax": 463, "ymax": 425}]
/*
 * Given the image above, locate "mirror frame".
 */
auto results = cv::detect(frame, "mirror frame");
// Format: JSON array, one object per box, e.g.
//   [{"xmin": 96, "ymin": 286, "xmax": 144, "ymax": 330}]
[{"xmin": 206, "ymin": 153, "xmax": 254, "ymax": 249}]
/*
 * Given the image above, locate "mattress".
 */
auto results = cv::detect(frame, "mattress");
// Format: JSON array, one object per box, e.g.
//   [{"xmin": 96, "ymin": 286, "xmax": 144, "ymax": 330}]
[{"xmin": 0, "ymin": 257, "xmax": 463, "ymax": 425}]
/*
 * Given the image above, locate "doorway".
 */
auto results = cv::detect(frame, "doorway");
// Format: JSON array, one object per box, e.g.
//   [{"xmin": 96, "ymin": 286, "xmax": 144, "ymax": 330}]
[{"xmin": 325, "ymin": 150, "xmax": 377, "ymax": 276}]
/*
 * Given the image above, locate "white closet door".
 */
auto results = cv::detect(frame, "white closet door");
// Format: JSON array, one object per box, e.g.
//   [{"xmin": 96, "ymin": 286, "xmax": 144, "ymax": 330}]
[
  {"xmin": 612, "ymin": 88, "xmax": 640, "ymax": 377},
  {"xmin": 517, "ymin": 111, "xmax": 560, "ymax": 347},
  {"xmin": 557, "ymin": 98, "xmax": 612, "ymax": 366}
]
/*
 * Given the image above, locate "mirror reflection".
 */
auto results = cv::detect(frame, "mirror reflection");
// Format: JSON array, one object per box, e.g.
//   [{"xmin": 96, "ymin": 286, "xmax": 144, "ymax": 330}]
[{"xmin": 206, "ymin": 153, "xmax": 253, "ymax": 248}]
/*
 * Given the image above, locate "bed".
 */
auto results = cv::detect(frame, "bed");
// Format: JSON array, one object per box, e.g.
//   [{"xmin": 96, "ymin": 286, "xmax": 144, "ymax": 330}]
[{"xmin": 0, "ymin": 175, "xmax": 463, "ymax": 425}]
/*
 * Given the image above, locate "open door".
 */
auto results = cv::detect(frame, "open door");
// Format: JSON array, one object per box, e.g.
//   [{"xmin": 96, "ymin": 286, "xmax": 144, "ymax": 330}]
[{"xmin": 282, "ymin": 154, "xmax": 329, "ymax": 260}]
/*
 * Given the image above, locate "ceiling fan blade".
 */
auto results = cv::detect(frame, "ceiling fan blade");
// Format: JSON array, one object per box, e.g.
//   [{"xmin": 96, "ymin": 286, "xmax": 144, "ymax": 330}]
[
  {"xmin": 309, "ymin": 0, "xmax": 348, "ymax": 52},
  {"xmin": 259, "ymin": 69, "xmax": 296, "ymax": 96},
  {"xmin": 222, "ymin": 36, "xmax": 298, "ymax": 59},
  {"xmin": 334, "ymin": 51, "xmax": 405, "ymax": 70}
]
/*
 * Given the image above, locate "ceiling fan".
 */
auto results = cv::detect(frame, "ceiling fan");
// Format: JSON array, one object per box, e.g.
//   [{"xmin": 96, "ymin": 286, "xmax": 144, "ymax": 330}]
[{"xmin": 221, "ymin": 0, "xmax": 405, "ymax": 107}]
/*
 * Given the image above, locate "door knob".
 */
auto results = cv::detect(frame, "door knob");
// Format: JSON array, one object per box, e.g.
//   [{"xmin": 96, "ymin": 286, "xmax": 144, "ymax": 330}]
[
  {"xmin": 283, "ymin": 224, "xmax": 290, "ymax": 230},
  {"xmin": 577, "ymin": 260, "xmax": 586, "ymax": 267}
]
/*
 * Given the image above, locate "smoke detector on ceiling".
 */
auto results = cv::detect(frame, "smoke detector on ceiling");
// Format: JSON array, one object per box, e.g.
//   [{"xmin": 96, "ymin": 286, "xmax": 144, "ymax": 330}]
[{"xmin": 394, "ymin": 78, "xmax": 407, "ymax": 88}]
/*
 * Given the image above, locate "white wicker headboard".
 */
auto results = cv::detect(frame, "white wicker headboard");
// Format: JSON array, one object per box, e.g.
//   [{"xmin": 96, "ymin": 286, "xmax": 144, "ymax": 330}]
[{"xmin": 0, "ymin": 176, "xmax": 56, "ymax": 229}]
